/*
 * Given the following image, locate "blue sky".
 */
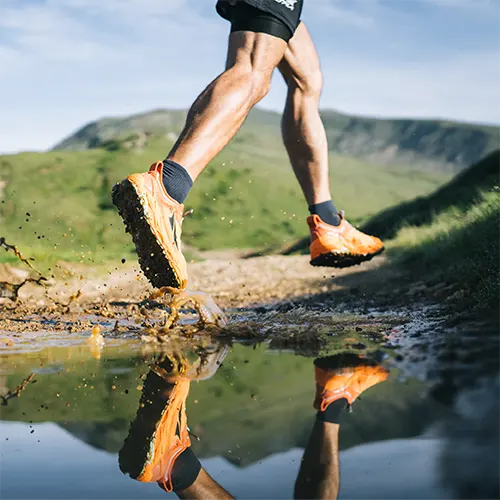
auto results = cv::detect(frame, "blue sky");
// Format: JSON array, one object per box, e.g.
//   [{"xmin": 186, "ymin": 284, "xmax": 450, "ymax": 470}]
[{"xmin": 0, "ymin": 0, "xmax": 499, "ymax": 153}]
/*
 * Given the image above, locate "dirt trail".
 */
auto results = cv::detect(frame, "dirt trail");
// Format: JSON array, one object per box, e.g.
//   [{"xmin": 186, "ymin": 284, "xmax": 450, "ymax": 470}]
[
  {"xmin": 0, "ymin": 253, "xmax": 394, "ymax": 357},
  {"xmin": 1, "ymin": 253, "xmax": 385, "ymax": 312},
  {"xmin": 190, "ymin": 253, "xmax": 386, "ymax": 307},
  {"xmin": 1, "ymin": 250, "xmax": 498, "ymax": 409}
]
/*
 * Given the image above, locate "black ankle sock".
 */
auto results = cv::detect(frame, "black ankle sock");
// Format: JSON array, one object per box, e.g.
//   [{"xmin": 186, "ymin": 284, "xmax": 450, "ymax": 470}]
[
  {"xmin": 170, "ymin": 447, "xmax": 201, "ymax": 493},
  {"xmin": 308, "ymin": 200, "xmax": 341, "ymax": 226},
  {"xmin": 162, "ymin": 159, "xmax": 193, "ymax": 204},
  {"xmin": 316, "ymin": 398, "xmax": 348, "ymax": 424}
]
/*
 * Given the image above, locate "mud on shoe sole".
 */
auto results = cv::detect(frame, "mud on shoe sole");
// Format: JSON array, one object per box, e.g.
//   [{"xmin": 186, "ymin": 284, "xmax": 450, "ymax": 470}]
[
  {"xmin": 112, "ymin": 179, "xmax": 182, "ymax": 289},
  {"xmin": 310, "ymin": 247, "xmax": 384, "ymax": 268}
]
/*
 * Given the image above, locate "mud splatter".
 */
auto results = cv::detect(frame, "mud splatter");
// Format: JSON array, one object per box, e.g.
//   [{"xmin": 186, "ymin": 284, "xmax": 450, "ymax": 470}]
[
  {"xmin": 50, "ymin": 289, "xmax": 83, "ymax": 314},
  {"xmin": 87, "ymin": 325, "xmax": 105, "ymax": 359},
  {"xmin": 0, "ymin": 237, "xmax": 42, "ymax": 274},
  {"xmin": 1, "ymin": 373, "xmax": 35, "ymax": 406},
  {"xmin": 0, "ymin": 275, "xmax": 49, "ymax": 301},
  {"xmin": 0, "ymin": 237, "xmax": 49, "ymax": 301},
  {"xmin": 149, "ymin": 287, "xmax": 227, "ymax": 329}
]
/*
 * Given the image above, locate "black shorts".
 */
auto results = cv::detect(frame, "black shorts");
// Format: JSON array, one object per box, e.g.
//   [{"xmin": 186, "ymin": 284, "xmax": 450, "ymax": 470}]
[{"xmin": 216, "ymin": 0, "xmax": 303, "ymax": 42}]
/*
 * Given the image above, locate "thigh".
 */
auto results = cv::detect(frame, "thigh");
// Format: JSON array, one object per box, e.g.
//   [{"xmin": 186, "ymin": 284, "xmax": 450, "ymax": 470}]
[
  {"xmin": 278, "ymin": 23, "xmax": 321, "ymax": 88},
  {"xmin": 225, "ymin": 30, "xmax": 288, "ymax": 75},
  {"xmin": 217, "ymin": 0, "xmax": 303, "ymax": 42}
]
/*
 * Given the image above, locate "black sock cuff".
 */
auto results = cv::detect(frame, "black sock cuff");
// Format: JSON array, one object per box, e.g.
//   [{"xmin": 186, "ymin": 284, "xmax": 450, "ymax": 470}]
[
  {"xmin": 308, "ymin": 200, "xmax": 341, "ymax": 227},
  {"xmin": 308, "ymin": 200, "xmax": 332, "ymax": 214},
  {"xmin": 171, "ymin": 447, "xmax": 201, "ymax": 493},
  {"xmin": 162, "ymin": 159, "xmax": 193, "ymax": 204},
  {"xmin": 316, "ymin": 398, "xmax": 348, "ymax": 424}
]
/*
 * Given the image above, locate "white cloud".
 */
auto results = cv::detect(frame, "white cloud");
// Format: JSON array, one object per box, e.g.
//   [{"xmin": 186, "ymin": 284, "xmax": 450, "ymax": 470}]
[
  {"xmin": 0, "ymin": 0, "xmax": 498, "ymax": 153},
  {"xmin": 420, "ymin": 0, "xmax": 498, "ymax": 9},
  {"xmin": 317, "ymin": 49, "xmax": 500, "ymax": 123},
  {"xmin": 305, "ymin": 0, "xmax": 377, "ymax": 29}
]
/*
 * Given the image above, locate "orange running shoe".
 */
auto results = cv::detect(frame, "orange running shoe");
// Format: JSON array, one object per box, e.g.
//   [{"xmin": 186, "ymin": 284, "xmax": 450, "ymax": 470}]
[
  {"xmin": 308, "ymin": 212, "xmax": 384, "ymax": 268},
  {"xmin": 119, "ymin": 361, "xmax": 191, "ymax": 492},
  {"xmin": 314, "ymin": 355, "xmax": 389, "ymax": 411},
  {"xmin": 119, "ymin": 345, "xmax": 227, "ymax": 491},
  {"xmin": 112, "ymin": 161, "xmax": 188, "ymax": 289}
]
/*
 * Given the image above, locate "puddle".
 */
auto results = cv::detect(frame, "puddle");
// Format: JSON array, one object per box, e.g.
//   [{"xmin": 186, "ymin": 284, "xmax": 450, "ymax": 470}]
[
  {"xmin": 0, "ymin": 245, "xmax": 498, "ymax": 499},
  {"xmin": 1, "ymin": 328, "xmax": 498, "ymax": 499}
]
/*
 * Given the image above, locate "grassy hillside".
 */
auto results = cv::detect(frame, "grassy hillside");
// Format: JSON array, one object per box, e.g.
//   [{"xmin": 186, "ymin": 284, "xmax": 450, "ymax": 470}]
[
  {"xmin": 54, "ymin": 107, "xmax": 499, "ymax": 171},
  {"xmin": 390, "ymin": 188, "xmax": 499, "ymax": 311},
  {"xmin": 320, "ymin": 110, "xmax": 499, "ymax": 171},
  {"xmin": 374, "ymin": 151, "xmax": 500, "ymax": 312},
  {"xmin": 283, "ymin": 151, "xmax": 500, "ymax": 312},
  {"xmin": 0, "ymin": 134, "xmax": 449, "ymax": 270},
  {"xmin": 362, "ymin": 150, "xmax": 500, "ymax": 239}
]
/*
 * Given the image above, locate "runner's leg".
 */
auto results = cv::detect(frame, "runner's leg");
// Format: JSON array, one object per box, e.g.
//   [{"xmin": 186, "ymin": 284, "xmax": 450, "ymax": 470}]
[
  {"xmin": 167, "ymin": 31, "xmax": 287, "ymax": 181},
  {"xmin": 294, "ymin": 420, "xmax": 341, "ymax": 499},
  {"xmin": 160, "ymin": 468, "xmax": 235, "ymax": 500},
  {"xmin": 279, "ymin": 23, "xmax": 341, "ymax": 225}
]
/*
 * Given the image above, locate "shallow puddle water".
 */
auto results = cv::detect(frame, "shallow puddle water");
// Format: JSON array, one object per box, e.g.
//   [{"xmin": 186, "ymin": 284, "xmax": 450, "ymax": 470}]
[{"xmin": 1, "ymin": 322, "xmax": 498, "ymax": 500}]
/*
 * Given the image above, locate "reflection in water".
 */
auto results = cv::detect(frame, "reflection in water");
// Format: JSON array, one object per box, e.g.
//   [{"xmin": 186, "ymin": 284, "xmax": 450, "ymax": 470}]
[
  {"xmin": 119, "ymin": 345, "xmax": 389, "ymax": 499},
  {"xmin": 0, "ymin": 372, "xmax": 35, "ymax": 406},
  {"xmin": 0, "ymin": 330, "xmax": 497, "ymax": 499},
  {"xmin": 295, "ymin": 355, "xmax": 388, "ymax": 500},
  {"xmin": 440, "ymin": 375, "xmax": 500, "ymax": 499},
  {"xmin": 119, "ymin": 344, "xmax": 229, "ymax": 492}
]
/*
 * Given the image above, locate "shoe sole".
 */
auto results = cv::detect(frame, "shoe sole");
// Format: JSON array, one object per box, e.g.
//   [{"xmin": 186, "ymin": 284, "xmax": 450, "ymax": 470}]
[
  {"xmin": 112, "ymin": 179, "xmax": 182, "ymax": 289},
  {"xmin": 310, "ymin": 247, "xmax": 384, "ymax": 268}
]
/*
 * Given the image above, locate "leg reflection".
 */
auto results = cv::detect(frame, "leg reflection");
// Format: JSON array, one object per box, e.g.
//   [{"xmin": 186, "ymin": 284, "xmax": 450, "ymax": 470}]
[
  {"xmin": 119, "ymin": 343, "xmax": 234, "ymax": 499},
  {"xmin": 295, "ymin": 353, "xmax": 389, "ymax": 499}
]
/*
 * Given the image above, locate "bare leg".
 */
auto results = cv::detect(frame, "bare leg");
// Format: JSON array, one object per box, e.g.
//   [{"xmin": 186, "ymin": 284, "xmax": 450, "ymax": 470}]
[
  {"xmin": 279, "ymin": 23, "xmax": 331, "ymax": 206},
  {"xmin": 167, "ymin": 31, "xmax": 287, "ymax": 180},
  {"xmin": 294, "ymin": 420, "xmax": 340, "ymax": 500},
  {"xmin": 161, "ymin": 467, "xmax": 234, "ymax": 500}
]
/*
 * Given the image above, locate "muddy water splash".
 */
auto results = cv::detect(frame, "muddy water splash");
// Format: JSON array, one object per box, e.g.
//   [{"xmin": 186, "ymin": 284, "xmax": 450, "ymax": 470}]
[
  {"xmin": 149, "ymin": 287, "xmax": 227, "ymax": 328},
  {"xmin": 0, "ymin": 237, "xmax": 42, "ymax": 275},
  {"xmin": 0, "ymin": 237, "xmax": 49, "ymax": 301},
  {"xmin": 0, "ymin": 373, "xmax": 35, "ymax": 406},
  {"xmin": 87, "ymin": 324, "xmax": 105, "ymax": 359},
  {"xmin": 0, "ymin": 238, "xmax": 396, "ymax": 361}
]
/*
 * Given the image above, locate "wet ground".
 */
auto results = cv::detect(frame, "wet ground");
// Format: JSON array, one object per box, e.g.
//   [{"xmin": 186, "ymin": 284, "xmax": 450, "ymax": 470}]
[
  {"xmin": 1, "ymin": 307, "xmax": 499, "ymax": 499},
  {"xmin": 0, "ymin": 338, "xmax": 458, "ymax": 498},
  {"xmin": 0, "ymin": 250, "xmax": 499, "ymax": 499}
]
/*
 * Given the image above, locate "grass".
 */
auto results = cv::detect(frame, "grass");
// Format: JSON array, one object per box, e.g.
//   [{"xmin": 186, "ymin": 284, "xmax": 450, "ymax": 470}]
[
  {"xmin": 361, "ymin": 150, "xmax": 500, "ymax": 238},
  {"xmin": 363, "ymin": 150, "xmax": 500, "ymax": 312},
  {"xmin": 0, "ymin": 135, "xmax": 450, "ymax": 272},
  {"xmin": 389, "ymin": 189, "xmax": 500, "ymax": 311}
]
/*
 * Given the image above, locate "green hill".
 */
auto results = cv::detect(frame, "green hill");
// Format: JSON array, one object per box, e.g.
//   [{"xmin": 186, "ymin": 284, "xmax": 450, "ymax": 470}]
[
  {"xmin": 368, "ymin": 150, "xmax": 500, "ymax": 312},
  {"xmin": 54, "ymin": 108, "xmax": 499, "ymax": 171},
  {"xmin": 0, "ymin": 126, "xmax": 450, "ymax": 269},
  {"xmin": 361, "ymin": 150, "xmax": 500, "ymax": 239}
]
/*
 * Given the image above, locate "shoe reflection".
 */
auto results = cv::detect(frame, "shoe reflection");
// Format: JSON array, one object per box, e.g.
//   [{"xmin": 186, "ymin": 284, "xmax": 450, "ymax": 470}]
[
  {"xmin": 295, "ymin": 352, "xmax": 389, "ymax": 500},
  {"xmin": 119, "ymin": 342, "xmax": 232, "ymax": 497},
  {"xmin": 119, "ymin": 347, "xmax": 388, "ymax": 500}
]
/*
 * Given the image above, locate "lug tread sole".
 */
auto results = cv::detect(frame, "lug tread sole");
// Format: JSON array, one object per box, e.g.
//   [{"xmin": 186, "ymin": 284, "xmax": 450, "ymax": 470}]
[
  {"xmin": 112, "ymin": 179, "xmax": 181, "ymax": 289},
  {"xmin": 310, "ymin": 247, "xmax": 384, "ymax": 268}
]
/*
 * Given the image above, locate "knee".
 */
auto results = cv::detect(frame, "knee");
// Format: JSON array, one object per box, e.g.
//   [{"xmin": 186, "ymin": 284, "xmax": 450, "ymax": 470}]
[
  {"xmin": 225, "ymin": 64, "xmax": 272, "ymax": 104},
  {"xmin": 249, "ymin": 70, "xmax": 272, "ymax": 103},
  {"xmin": 295, "ymin": 69, "xmax": 323, "ymax": 98}
]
